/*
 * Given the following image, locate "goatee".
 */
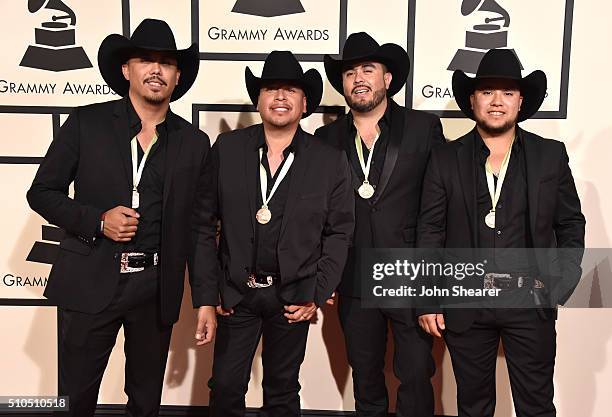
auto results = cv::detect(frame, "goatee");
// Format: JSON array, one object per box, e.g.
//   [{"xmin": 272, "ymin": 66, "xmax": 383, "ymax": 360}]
[{"xmin": 144, "ymin": 94, "xmax": 167, "ymax": 105}]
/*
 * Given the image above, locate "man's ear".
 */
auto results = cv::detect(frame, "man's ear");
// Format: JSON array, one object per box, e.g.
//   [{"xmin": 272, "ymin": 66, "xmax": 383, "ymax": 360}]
[
  {"xmin": 384, "ymin": 71, "xmax": 392, "ymax": 90},
  {"xmin": 121, "ymin": 63, "xmax": 130, "ymax": 81}
]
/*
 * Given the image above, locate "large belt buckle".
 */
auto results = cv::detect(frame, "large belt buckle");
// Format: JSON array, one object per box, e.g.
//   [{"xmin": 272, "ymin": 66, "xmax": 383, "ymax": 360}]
[
  {"xmin": 246, "ymin": 273, "xmax": 274, "ymax": 289},
  {"xmin": 119, "ymin": 252, "xmax": 158, "ymax": 274},
  {"xmin": 484, "ymin": 273, "xmax": 512, "ymax": 290}
]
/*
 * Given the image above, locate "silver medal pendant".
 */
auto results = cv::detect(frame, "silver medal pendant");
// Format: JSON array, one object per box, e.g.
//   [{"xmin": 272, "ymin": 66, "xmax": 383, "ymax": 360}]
[
  {"xmin": 485, "ymin": 211, "xmax": 496, "ymax": 229},
  {"xmin": 132, "ymin": 190, "xmax": 140, "ymax": 209},
  {"xmin": 256, "ymin": 207, "xmax": 272, "ymax": 224},
  {"xmin": 358, "ymin": 182, "xmax": 375, "ymax": 199}
]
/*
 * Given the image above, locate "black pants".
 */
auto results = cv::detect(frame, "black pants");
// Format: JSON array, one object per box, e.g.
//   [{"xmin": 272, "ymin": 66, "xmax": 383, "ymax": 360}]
[
  {"xmin": 55, "ymin": 266, "xmax": 172, "ymax": 417},
  {"xmin": 338, "ymin": 295, "xmax": 435, "ymax": 417},
  {"xmin": 209, "ymin": 286, "xmax": 310, "ymax": 417},
  {"xmin": 444, "ymin": 308, "xmax": 557, "ymax": 417}
]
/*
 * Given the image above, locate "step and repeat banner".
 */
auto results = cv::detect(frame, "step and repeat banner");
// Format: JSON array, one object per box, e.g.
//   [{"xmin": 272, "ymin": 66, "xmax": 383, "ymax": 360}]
[{"xmin": 1, "ymin": 1, "xmax": 611, "ymax": 416}]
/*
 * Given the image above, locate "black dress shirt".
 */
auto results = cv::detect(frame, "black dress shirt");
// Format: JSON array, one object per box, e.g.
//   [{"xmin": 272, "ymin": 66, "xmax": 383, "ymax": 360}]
[
  {"xmin": 475, "ymin": 130, "xmax": 534, "ymax": 273},
  {"xmin": 125, "ymin": 99, "xmax": 168, "ymax": 253},
  {"xmin": 345, "ymin": 103, "xmax": 392, "ymax": 248},
  {"xmin": 253, "ymin": 126, "xmax": 301, "ymax": 275}
]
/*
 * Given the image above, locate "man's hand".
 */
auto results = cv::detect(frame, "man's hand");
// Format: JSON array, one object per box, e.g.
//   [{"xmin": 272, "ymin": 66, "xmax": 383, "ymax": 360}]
[
  {"xmin": 195, "ymin": 306, "xmax": 217, "ymax": 346},
  {"xmin": 326, "ymin": 292, "xmax": 337, "ymax": 306},
  {"xmin": 216, "ymin": 306, "xmax": 234, "ymax": 316},
  {"xmin": 102, "ymin": 206, "xmax": 140, "ymax": 242},
  {"xmin": 418, "ymin": 313, "xmax": 445, "ymax": 338},
  {"xmin": 284, "ymin": 302, "xmax": 317, "ymax": 323}
]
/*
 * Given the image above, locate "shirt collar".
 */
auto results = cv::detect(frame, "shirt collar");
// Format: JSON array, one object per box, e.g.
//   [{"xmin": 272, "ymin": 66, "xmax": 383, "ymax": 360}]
[
  {"xmin": 255, "ymin": 124, "xmax": 302, "ymax": 156},
  {"xmin": 126, "ymin": 97, "xmax": 170, "ymax": 139},
  {"xmin": 346, "ymin": 98, "xmax": 393, "ymax": 131},
  {"xmin": 474, "ymin": 127, "xmax": 523, "ymax": 156}
]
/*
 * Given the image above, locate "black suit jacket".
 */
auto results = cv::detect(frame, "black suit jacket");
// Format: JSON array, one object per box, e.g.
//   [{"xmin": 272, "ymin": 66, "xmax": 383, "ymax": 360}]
[
  {"xmin": 211, "ymin": 125, "xmax": 355, "ymax": 309},
  {"xmin": 27, "ymin": 97, "xmax": 219, "ymax": 325},
  {"xmin": 315, "ymin": 100, "xmax": 445, "ymax": 297},
  {"xmin": 417, "ymin": 127, "xmax": 586, "ymax": 332}
]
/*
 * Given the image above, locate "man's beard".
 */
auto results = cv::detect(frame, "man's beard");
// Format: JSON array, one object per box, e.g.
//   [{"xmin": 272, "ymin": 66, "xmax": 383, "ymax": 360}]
[
  {"xmin": 142, "ymin": 76, "xmax": 170, "ymax": 105},
  {"xmin": 345, "ymin": 87, "xmax": 386, "ymax": 113},
  {"xmin": 475, "ymin": 115, "xmax": 518, "ymax": 136},
  {"xmin": 144, "ymin": 93, "xmax": 167, "ymax": 105}
]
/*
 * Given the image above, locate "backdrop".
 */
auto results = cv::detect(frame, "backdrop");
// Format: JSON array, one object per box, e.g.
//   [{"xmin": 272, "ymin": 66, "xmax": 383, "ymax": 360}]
[{"xmin": 1, "ymin": 1, "xmax": 611, "ymax": 416}]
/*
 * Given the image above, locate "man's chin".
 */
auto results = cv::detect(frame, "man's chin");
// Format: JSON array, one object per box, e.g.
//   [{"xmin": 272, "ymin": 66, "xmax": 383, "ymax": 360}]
[
  {"xmin": 351, "ymin": 96, "xmax": 371, "ymax": 105},
  {"xmin": 266, "ymin": 117, "xmax": 299, "ymax": 129},
  {"xmin": 347, "ymin": 99, "xmax": 375, "ymax": 113},
  {"xmin": 476, "ymin": 118, "xmax": 517, "ymax": 136},
  {"xmin": 144, "ymin": 93, "xmax": 169, "ymax": 105},
  {"xmin": 345, "ymin": 88, "xmax": 386, "ymax": 113}
]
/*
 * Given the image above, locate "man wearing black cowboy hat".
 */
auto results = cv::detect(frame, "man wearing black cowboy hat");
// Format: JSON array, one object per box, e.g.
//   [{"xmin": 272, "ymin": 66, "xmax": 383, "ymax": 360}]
[
  {"xmin": 27, "ymin": 19, "xmax": 219, "ymax": 417},
  {"xmin": 417, "ymin": 49, "xmax": 585, "ymax": 417},
  {"xmin": 204, "ymin": 50, "xmax": 354, "ymax": 417},
  {"xmin": 315, "ymin": 32, "xmax": 445, "ymax": 417}
]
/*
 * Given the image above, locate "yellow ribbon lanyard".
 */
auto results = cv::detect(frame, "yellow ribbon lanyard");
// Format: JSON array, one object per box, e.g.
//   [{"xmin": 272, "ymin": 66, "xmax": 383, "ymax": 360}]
[
  {"xmin": 484, "ymin": 138, "xmax": 514, "ymax": 228},
  {"xmin": 259, "ymin": 147, "xmax": 295, "ymax": 210},
  {"xmin": 354, "ymin": 131, "xmax": 380, "ymax": 185},
  {"xmin": 130, "ymin": 133, "xmax": 158, "ymax": 209}
]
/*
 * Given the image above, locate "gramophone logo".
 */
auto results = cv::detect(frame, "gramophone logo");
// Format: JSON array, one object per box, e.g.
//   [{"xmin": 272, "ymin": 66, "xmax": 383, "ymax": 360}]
[
  {"xmin": 409, "ymin": 0, "xmax": 572, "ymax": 117},
  {"xmin": 232, "ymin": 0, "xmax": 305, "ymax": 18},
  {"xmin": 448, "ymin": 0, "xmax": 522, "ymax": 74},
  {"xmin": 20, "ymin": 0, "xmax": 93, "ymax": 72}
]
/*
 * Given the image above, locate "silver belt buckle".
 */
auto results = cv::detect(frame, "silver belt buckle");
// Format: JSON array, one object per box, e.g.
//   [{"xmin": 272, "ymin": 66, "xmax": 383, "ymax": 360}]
[
  {"xmin": 483, "ymin": 272, "xmax": 511, "ymax": 289},
  {"xmin": 119, "ymin": 252, "xmax": 158, "ymax": 274},
  {"xmin": 246, "ymin": 274, "xmax": 274, "ymax": 288}
]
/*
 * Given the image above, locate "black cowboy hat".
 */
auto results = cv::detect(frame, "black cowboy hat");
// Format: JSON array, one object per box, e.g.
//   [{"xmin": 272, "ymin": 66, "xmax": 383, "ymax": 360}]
[
  {"xmin": 323, "ymin": 32, "xmax": 409, "ymax": 97},
  {"xmin": 245, "ymin": 50, "xmax": 323, "ymax": 118},
  {"xmin": 97, "ymin": 19, "xmax": 199, "ymax": 102},
  {"xmin": 452, "ymin": 49, "xmax": 547, "ymax": 122}
]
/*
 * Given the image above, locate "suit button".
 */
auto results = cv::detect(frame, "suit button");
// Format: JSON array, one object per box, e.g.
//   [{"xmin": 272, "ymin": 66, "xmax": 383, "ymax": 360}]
[
  {"xmin": 371, "ymin": 207, "xmax": 377, "ymax": 213},
  {"xmin": 114, "ymin": 253, "xmax": 119, "ymax": 259},
  {"xmin": 497, "ymin": 230, "xmax": 502, "ymax": 236},
  {"xmin": 250, "ymin": 236, "xmax": 254, "ymax": 243}
]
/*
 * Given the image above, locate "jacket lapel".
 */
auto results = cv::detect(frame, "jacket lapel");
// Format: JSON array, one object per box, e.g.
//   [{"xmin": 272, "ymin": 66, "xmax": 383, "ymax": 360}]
[
  {"xmin": 370, "ymin": 101, "xmax": 403, "ymax": 205},
  {"xmin": 162, "ymin": 112, "xmax": 185, "ymax": 210},
  {"xmin": 336, "ymin": 115, "xmax": 362, "ymax": 192},
  {"xmin": 111, "ymin": 98, "xmax": 133, "ymax": 188},
  {"xmin": 244, "ymin": 127, "xmax": 260, "ymax": 237},
  {"xmin": 521, "ymin": 128, "xmax": 543, "ymax": 243},
  {"xmin": 280, "ymin": 130, "xmax": 311, "ymax": 239},
  {"xmin": 456, "ymin": 132, "xmax": 478, "ymax": 247}
]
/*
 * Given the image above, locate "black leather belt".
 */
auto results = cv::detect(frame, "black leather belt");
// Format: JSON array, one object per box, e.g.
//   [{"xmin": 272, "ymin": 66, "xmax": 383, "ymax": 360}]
[
  {"xmin": 247, "ymin": 273, "xmax": 279, "ymax": 288},
  {"xmin": 484, "ymin": 273, "xmax": 544, "ymax": 290}
]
